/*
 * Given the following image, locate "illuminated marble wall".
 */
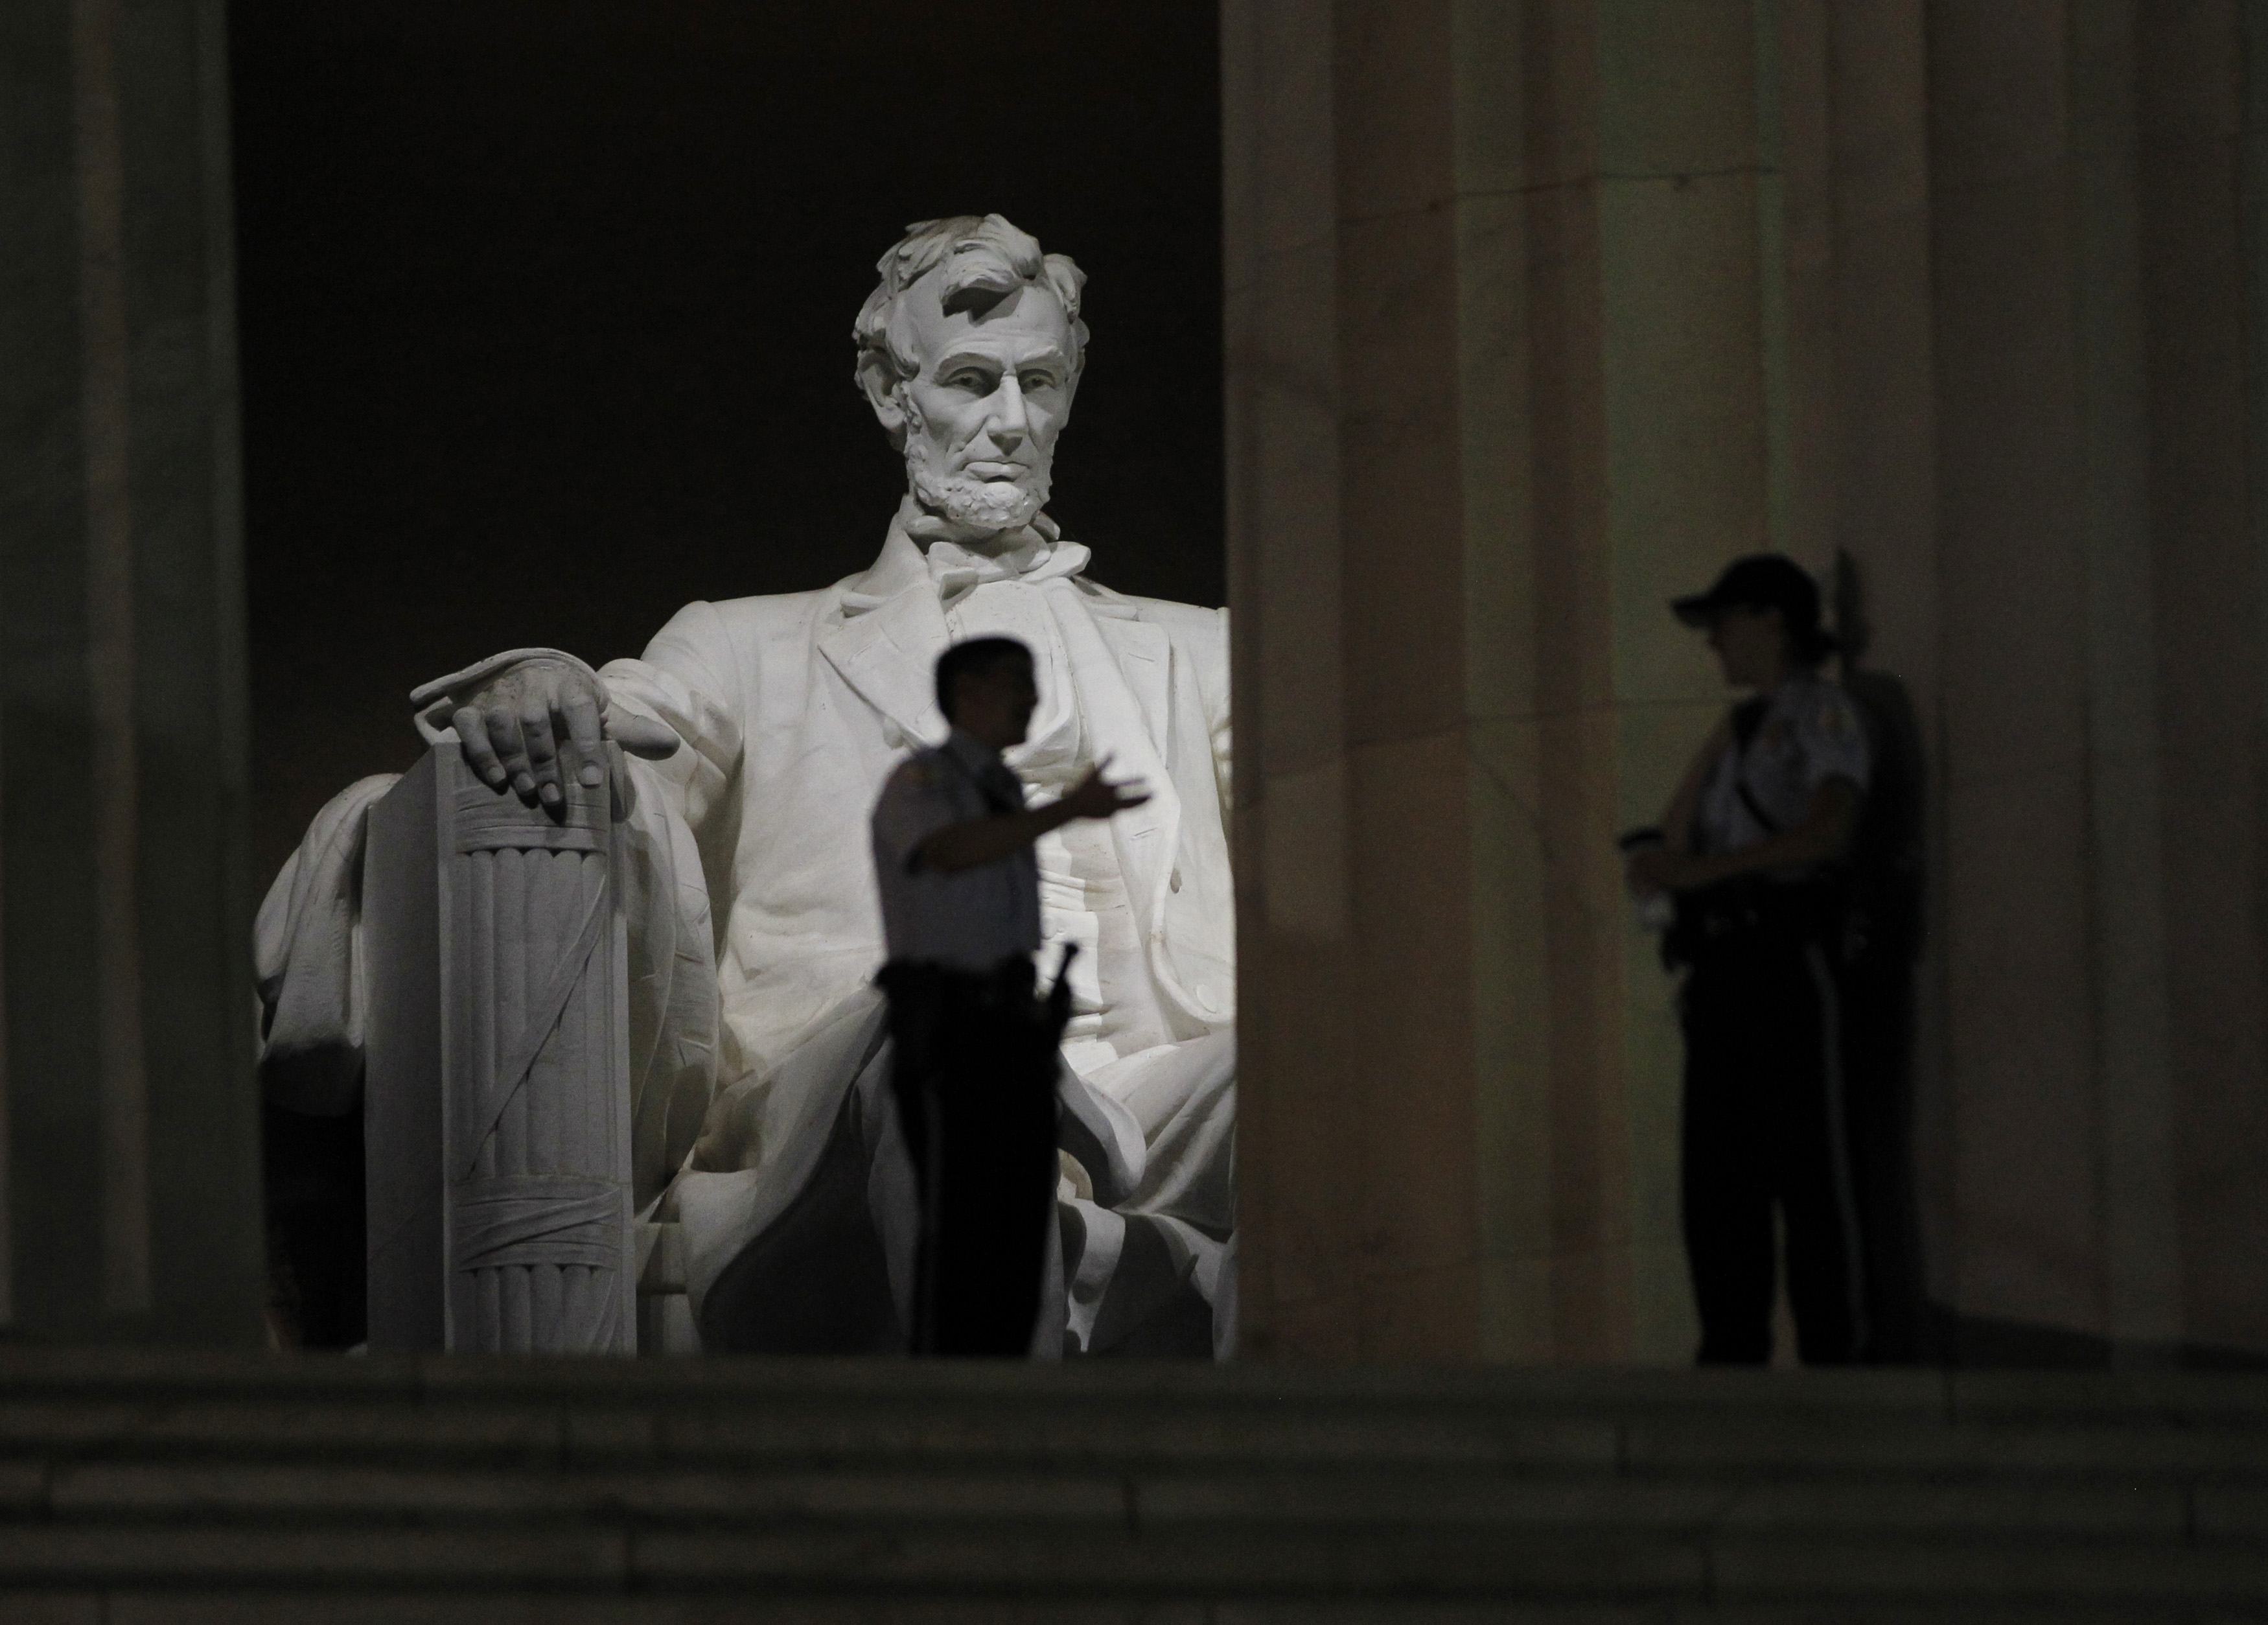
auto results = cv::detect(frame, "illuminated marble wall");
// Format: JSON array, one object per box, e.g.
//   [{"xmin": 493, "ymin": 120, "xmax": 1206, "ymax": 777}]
[{"xmin": 1227, "ymin": 0, "xmax": 2268, "ymax": 1362}]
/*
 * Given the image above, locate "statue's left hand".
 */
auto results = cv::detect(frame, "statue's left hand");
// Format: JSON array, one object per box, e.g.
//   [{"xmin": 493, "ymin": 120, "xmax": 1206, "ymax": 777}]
[{"xmin": 440, "ymin": 655, "xmax": 678, "ymax": 810}]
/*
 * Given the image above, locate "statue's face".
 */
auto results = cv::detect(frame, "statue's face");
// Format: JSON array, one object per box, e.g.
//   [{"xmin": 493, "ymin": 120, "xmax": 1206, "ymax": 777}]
[{"xmin": 890, "ymin": 272, "xmax": 1079, "ymax": 533}]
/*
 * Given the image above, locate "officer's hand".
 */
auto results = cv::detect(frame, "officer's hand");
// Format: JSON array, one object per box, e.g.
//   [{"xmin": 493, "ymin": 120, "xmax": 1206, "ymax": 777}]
[
  {"xmin": 1060, "ymin": 754, "xmax": 1151, "ymax": 822},
  {"xmin": 448, "ymin": 657, "xmax": 679, "ymax": 808}
]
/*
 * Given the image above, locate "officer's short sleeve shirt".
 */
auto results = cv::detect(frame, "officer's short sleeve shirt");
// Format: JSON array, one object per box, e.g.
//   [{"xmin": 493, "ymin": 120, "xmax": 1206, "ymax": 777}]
[
  {"xmin": 1695, "ymin": 672, "xmax": 1870, "ymax": 859},
  {"xmin": 870, "ymin": 732, "xmax": 1043, "ymax": 972}
]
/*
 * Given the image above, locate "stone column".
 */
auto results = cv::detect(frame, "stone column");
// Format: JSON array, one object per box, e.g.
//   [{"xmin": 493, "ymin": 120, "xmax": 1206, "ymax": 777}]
[
  {"xmin": 1780, "ymin": 0, "xmax": 2268, "ymax": 1362},
  {"xmin": 2146, "ymin": 0, "xmax": 2265, "ymax": 1356},
  {"xmin": 1924, "ymin": 0, "xmax": 2120, "ymax": 1353},
  {"xmin": 1229, "ymin": 0, "xmax": 2268, "ymax": 1362},
  {"xmin": 0, "ymin": 0, "xmax": 262, "ymax": 1342},
  {"xmin": 1225, "ymin": 0, "xmax": 1778, "ymax": 1361},
  {"xmin": 1224, "ymin": 0, "xmax": 1485, "ymax": 1360},
  {"xmin": 1901, "ymin": 0, "xmax": 2268, "ymax": 1359}
]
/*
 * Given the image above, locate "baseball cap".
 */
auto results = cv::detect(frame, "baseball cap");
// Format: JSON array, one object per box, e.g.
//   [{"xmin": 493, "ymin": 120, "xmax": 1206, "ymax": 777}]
[{"xmin": 1671, "ymin": 554, "xmax": 1833, "ymax": 659}]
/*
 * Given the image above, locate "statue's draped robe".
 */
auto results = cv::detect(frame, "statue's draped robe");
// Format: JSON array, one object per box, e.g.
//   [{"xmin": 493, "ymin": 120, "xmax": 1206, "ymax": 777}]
[{"xmin": 255, "ymin": 519, "xmax": 1237, "ymax": 1355}]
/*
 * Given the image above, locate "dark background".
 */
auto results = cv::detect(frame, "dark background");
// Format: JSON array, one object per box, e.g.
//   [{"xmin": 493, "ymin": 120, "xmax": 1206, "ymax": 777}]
[{"xmin": 231, "ymin": 1, "xmax": 1225, "ymax": 883}]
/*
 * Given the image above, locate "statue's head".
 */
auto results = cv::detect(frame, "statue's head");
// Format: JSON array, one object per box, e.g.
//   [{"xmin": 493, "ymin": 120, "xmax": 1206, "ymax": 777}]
[{"xmin": 853, "ymin": 214, "xmax": 1087, "ymax": 536}]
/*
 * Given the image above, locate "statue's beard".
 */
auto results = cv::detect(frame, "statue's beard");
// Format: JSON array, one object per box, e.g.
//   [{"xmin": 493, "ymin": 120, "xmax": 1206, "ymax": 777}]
[{"xmin": 905, "ymin": 436, "xmax": 1052, "ymax": 535}]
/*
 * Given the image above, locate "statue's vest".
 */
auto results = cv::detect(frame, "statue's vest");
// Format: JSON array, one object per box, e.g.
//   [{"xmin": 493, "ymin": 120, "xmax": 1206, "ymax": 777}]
[{"xmin": 618, "ymin": 541, "xmax": 1234, "ymax": 1090}]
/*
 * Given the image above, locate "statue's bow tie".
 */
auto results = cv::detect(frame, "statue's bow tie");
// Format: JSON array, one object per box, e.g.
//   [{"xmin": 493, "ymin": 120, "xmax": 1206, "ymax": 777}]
[{"xmin": 925, "ymin": 532, "xmax": 1091, "ymax": 603}]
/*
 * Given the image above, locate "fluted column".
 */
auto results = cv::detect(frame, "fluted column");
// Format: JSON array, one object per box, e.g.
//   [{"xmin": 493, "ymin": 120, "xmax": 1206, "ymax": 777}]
[
  {"xmin": 1230, "ymin": 0, "xmax": 2268, "ymax": 1363},
  {"xmin": 0, "ymin": 0, "xmax": 262, "ymax": 1342},
  {"xmin": 2142, "ymin": 0, "xmax": 2264, "ymax": 1355},
  {"xmin": 1227, "ymin": 0, "xmax": 1778, "ymax": 1361},
  {"xmin": 1226, "ymin": 0, "xmax": 1485, "ymax": 1360}
]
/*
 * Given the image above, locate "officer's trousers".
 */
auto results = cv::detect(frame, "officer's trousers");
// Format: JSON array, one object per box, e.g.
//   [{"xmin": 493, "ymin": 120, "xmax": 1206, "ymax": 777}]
[
  {"xmin": 877, "ymin": 959, "xmax": 1065, "ymax": 1357},
  {"xmin": 1680, "ymin": 935, "xmax": 1868, "ymax": 1364}
]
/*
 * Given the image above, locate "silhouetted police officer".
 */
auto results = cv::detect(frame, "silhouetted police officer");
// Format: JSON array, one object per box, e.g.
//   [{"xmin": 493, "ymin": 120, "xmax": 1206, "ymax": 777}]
[
  {"xmin": 870, "ymin": 636, "xmax": 1148, "ymax": 1355},
  {"xmin": 1625, "ymin": 555, "xmax": 1871, "ymax": 1365}
]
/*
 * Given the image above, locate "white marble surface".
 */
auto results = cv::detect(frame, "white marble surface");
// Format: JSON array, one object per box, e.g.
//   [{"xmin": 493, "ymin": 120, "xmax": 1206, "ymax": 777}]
[{"xmin": 257, "ymin": 216, "xmax": 1238, "ymax": 1356}]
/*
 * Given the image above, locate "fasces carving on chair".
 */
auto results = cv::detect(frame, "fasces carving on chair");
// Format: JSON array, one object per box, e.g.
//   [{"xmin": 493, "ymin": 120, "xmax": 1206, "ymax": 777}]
[{"xmin": 362, "ymin": 740, "xmax": 634, "ymax": 1354}]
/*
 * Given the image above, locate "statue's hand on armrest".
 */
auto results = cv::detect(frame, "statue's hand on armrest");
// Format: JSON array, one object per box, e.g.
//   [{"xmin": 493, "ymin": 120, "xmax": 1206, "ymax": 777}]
[{"xmin": 411, "ymin": 648, "xmax": 680, "ymax": 810}]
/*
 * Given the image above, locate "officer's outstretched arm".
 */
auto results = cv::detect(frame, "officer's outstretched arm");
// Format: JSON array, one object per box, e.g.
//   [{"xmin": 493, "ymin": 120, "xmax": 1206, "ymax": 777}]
[{"xmin": 914, "ymin": 759, "xmax": 1151, "ymax": 875}]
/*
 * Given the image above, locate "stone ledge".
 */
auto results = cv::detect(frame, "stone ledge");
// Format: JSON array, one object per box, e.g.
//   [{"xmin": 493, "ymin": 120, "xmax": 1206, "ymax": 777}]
[
  {"xmin": 624, "ymin": 1526, "xmax": 1708, "ymax": 1596},
  {"xmin": 46, "ymin": 1462, "xmax": 1134, "ymax": 1525},
  {"xmin": 0, "ymin": 1525, "xmax": 629, "ymax": 1586},
  {"xmin": 0, "ymin": 1351, "xmax": 1953, "ymax": 1411},
  {"xmin": 1709, "ymin": 1534, "xmax": 2268, "ymax": 1604},
  {"xmin": 0, "ymin": 1359, "xmax": 2255, "ymax": 1614},
  {"xmin": 1621, "ymin": 1415, "xmax": 2268, "ymax": 1477},
  {"xmin": 84, "ymin": 1599, "xmax": 1219, "ymax": 1625},
  {"xmin": 47, "ymin": 1598, "xmax": 2268, "ymax": 1625}
]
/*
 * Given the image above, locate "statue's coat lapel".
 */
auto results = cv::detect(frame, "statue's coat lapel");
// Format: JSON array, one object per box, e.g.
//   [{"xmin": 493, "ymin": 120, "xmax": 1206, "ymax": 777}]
[{"xmin": 818, "ymin": 526, "xmax": 951, "ymax": 746}]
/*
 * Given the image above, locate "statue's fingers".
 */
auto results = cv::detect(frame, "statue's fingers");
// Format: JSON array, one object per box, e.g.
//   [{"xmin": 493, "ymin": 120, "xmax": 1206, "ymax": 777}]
[
  {"xmin": 519, "ymin": 700, "xmax": 564, "ymax": 807},
  {"xmin": 452, "ymin": 706, "xmax": 508, "ymax": 788},
  {"xmin": 559, "ymin": 690, "xmax": 606, "ymax": 787},
  {"xmin": 603, "ymin": 707, "xmax": 681, "ymax": 760},
  {"xmin": 485, "ymin": 708, "xmax": 538, "ymax": 805}
]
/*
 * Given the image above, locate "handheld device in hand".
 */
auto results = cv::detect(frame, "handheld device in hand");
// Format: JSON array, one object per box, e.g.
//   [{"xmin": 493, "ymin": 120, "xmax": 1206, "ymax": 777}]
[{"xmin": 1618, "ymin": 826, "xmax": 1677, "ymax": 933}]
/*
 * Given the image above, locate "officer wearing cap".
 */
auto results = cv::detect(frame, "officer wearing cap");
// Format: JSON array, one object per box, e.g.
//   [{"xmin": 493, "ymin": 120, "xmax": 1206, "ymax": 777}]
[
  {"xmin": 870, "ymin": 635, "xmax": 1148, "ymax": 1355},
  {"xmin": 1625, "ymin": 554, "xmax": 1871, "ymax": 1364}
]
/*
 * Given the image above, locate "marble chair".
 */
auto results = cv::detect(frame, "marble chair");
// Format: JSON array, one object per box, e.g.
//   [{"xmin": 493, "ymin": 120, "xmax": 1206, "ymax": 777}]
[{"xmin": 360, "ymin": 738, "xmax": 643, "ymax": 1353}]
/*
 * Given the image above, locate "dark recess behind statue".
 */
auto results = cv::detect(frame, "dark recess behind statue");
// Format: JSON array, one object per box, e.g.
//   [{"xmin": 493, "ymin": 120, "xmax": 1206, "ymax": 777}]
[{"xmin": 229, "ymin": 0, "xmax": 1223, "ymax": 1348}]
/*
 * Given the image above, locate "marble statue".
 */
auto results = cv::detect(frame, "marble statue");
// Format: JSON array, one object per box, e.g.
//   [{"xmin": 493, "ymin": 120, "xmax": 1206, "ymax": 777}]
[{"xmin": 255, "ymin": 214, "xmax": 1237, "ymax": 1357}]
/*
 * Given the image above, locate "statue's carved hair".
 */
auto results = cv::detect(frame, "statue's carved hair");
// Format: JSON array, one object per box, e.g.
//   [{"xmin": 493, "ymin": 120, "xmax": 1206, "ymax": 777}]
[{"xmin": 853, "ymin": 214, "xmax": 1088, "ymax": 403}]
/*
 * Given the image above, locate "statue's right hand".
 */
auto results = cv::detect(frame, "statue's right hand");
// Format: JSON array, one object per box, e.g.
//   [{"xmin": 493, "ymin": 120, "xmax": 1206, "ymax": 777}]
[{"xmin": 448, "ymin": 657, "xmax": 678, "ymax": 808}]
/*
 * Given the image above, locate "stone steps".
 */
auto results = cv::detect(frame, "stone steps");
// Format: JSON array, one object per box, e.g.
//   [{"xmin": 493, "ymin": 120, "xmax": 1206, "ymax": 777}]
[{"xmin": 0, "ymin": 1353, "xmax": 2262, "ymax": 1620}]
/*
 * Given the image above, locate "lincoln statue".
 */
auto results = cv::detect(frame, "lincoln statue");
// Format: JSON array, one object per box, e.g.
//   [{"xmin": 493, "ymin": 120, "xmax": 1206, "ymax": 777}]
[{"xmin": 253, "ymin": 214, "xmax": 1238, "ymax": 1356}]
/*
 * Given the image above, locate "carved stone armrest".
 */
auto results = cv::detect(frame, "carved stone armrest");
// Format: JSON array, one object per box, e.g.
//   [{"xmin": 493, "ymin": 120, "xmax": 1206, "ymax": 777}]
[{"xmin": 362, "ymin": 737, "xmax": 634, "ymax": 1354}]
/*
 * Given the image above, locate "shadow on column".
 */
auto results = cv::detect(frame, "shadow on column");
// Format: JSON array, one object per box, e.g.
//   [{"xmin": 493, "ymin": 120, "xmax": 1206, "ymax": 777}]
[{"xmin": 1831, "ymin": 550, "xmax": 1928, "ymax": 1364}]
